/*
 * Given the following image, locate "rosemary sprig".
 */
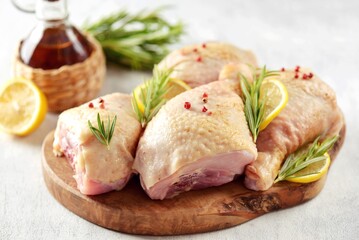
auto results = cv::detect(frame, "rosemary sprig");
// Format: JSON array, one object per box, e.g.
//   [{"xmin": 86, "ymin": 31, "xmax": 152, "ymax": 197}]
[
  {"xmin": 84, "ymin": 7, "xmax": 184, "ymax": 70},
  {"xmin": 88, "ymin": 113, "xmax": 117, "ymax": 149},
  {"xmin": 132, "ymin": 65, "xmax": 173, "ymax": 127},
  {"xmin": 274, "ymin": 135, "xmax": 338, "ymax": 183},
  {"xmin": 240, "ymin": 66, "xmax": 278, "ymax": 142}
]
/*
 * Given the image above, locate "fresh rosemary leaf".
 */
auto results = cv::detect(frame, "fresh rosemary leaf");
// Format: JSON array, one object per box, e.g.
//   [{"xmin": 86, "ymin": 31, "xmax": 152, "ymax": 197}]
[
  {"xmin": 84, "ymin": 8, "xmax": 184, "ymax": 70},
  {"xmin": 240, "ymin": 66, "xmax": 278, "ymax": 142},
  {"xmin": 131, "ymin": 65, "xmax": 173, "ymax": 127},
  {"xmin": 88, "ymin": 113, "xmax": 117, "ymax": 149},
  {"xmin": 274, "ymin": 135, "xmax": 338, "ymax": 183}
]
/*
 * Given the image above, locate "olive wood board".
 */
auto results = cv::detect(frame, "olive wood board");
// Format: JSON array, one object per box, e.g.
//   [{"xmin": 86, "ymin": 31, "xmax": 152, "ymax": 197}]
[{"xmin": 42, "ymin": 127, "xmax": 345, "ymax": 236}]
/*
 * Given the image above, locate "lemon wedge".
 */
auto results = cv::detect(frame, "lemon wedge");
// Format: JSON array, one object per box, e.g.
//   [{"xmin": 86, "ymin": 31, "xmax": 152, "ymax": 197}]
[
  {"xmin": 285, "ymin": 153, "xmax": 331, "ymax": 183},
  {"xmin": 259, "ymin": 79, "xmax": 288, "ymax": 131},
  {"xmin": 0, "ymin": 78, "xmax": 47, "ymax": 136},
  {"xmin": 133, "ymin": 78, "xmax": 191, "ymax": 113}
]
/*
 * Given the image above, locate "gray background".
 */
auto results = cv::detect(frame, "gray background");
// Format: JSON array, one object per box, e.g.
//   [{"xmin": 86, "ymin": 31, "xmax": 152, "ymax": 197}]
[{"xmin": 0, "ymin": 0, "xmax": 358, "ymax": 239}]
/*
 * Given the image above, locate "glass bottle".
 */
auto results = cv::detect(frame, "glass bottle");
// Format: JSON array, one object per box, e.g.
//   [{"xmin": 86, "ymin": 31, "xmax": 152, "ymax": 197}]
[{"xmin": 18, "ymin": 0, "xmax": 93, "ymax": 70}]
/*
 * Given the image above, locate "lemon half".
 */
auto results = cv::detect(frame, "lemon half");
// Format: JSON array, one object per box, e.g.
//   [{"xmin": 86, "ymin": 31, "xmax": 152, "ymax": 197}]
[{"xmin": 0, "ymin": 78, "xmax": 47, "ymax": 136}]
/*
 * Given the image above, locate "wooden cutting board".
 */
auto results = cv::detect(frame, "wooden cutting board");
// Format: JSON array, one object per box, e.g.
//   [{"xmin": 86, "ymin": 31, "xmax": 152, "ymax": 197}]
[{"xmin": 42, "ymin": 127, "xmax": 345, "ymax": 236}]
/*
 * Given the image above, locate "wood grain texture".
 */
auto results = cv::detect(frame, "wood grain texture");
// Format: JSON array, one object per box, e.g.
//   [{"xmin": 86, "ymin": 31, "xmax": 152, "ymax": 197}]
[{"xmin": 41, "ymin": 126, "xmax": 345, "ymax": 236}]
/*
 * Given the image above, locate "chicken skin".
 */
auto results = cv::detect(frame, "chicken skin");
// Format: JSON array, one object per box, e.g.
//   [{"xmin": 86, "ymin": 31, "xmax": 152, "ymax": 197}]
[
  {"xmin": 133, "ymin": 80, "xmax": 257, "ymax": 199},
  {"xmin": 53, "ymin": 93, "xmax": 142, "ymax": 195},
  {"xmin": 159, "ymin": 42, "xmax": 257, "ymax": 87}
]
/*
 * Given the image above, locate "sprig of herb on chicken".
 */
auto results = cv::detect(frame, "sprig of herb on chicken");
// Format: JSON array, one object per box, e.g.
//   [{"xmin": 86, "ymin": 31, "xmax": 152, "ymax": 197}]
[
  {"xmin": 132, "ymin": 65, "xmax": 173, "ymax": 127},
  {"xmin": 84, "ymin": 7, "xmax": 184, "ymax": 70},
  {"xmin": 88, "ymin": 113, "xmax": 117, "ymax": 149},
  {"xmin": 274, "ymin": 135, "xmax": 338, "ymax": 183},
  {"xmin": 240, "ymin": 66, "xmax": 278, "ymax": 142}
]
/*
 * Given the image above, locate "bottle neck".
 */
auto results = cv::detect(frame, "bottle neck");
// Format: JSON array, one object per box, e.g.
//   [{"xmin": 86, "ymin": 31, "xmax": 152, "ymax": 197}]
[{"xmin": 35, "ymin": 0, "xmax": 68, "ymax": 21}]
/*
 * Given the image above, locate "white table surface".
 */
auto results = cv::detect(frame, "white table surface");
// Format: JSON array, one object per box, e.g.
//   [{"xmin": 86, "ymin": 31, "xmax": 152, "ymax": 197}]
[{"xmin": 1, "ymin": 0, "xmax": 358, "ymax": 239}]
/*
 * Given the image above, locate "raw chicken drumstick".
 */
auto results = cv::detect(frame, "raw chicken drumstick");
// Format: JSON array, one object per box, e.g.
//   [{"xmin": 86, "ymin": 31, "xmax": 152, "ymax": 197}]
[
  {"xmin": 244, "ymin": 69, "xmax": 344, "ymax": 191},
  {"xmin": 53, "ymin": 93, "xmax": 142, "ymax": 195}
]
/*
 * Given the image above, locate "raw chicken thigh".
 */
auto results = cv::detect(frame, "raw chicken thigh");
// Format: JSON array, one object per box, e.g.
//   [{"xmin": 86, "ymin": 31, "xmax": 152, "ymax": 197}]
[
  {"xmin": 133, "ymin": 80, "xmax": 257, "ymax": 200},
  {"xmin": 53, "ymin": 93, "xmax": 142, "ymax": 195},
  {"xmin": 245, "ymin": 69, "xmax": 344, "ymax": 191},
  {"xmin": 159, "ymin": 42, "xmax": 257, "ymax": 87}
]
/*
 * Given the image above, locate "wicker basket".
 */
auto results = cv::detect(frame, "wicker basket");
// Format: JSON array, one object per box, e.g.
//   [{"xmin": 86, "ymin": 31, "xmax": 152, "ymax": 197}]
[{"xmin": 13, "ymin": 34, "xmax": 106, "ymax": 113}]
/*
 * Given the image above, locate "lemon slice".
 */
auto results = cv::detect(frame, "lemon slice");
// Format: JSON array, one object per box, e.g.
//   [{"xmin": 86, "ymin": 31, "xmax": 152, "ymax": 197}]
[
  {"xmin": 164, "ymin": 78, "xmax": 191, "ymax": 99},
  {"xmin": 285, "ymin": 153, "xmax": 331, "ymax": 183},
  {"xmin": 133, "ymin": 85, "xmax": 146, "ymax": 114},
  {"xmin": 259, "ymin": 79, "xmax": 288, "ymax": 131},
  {"xmin": 0, "ymin": 78, "xmax": 47, "ymax": 136},
  {"xmin": 133, "ymin": 78, "xmax": 191, "ymax": 113}
]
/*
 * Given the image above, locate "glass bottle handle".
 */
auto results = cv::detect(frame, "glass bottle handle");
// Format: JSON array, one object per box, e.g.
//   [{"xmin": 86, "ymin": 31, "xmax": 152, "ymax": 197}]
[{"xmin": 11, "ymin": 0, "xmax": 36, "ymax": 13}]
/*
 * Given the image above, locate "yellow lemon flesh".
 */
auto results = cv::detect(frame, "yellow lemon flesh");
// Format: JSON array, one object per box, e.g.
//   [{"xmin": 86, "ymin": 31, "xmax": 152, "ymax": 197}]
[
  {"xmin": 259, "ymin": 79, "xmax": 288, "ymax": 131},
  {"xmin": 286, "ymin": 153, "xmax": 331, "ymax": 183},
  {"xmin": 164, "ymin": 78, "xmax": 192, "ymax": 99},
  {"xmin": 0, "ymin": 78, "xmax": 47, "ymax": 136},
  {"xmin": 133, "ymin": 78, "xmax": 191, "ymax": 113}
]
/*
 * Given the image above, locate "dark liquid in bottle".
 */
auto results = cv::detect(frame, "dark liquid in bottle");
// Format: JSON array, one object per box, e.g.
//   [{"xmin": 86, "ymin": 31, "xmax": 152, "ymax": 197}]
[{"xmin": 20, "ymin": 22, "xmax": 93, "ymax": 70}]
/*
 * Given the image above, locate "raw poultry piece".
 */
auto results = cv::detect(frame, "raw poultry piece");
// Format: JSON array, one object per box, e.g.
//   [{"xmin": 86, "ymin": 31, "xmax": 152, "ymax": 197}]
[
  {"xmin": 245, "ymin": 69, "xmax": 344, "ymax": 191},
  {"xmin": 219, "ymin": 63, "xmax": 254, "ymax": 82},
  {"xmin": 133, "ymin": 80, "xmax": 257, "ymax": 200},
  {"xmin": 53, "ymin": 93, "xmax": 142, "ymax": 195},
  {"xmin": 158, "ymin": 42, "xmax": 257, "ymax": 88}
]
